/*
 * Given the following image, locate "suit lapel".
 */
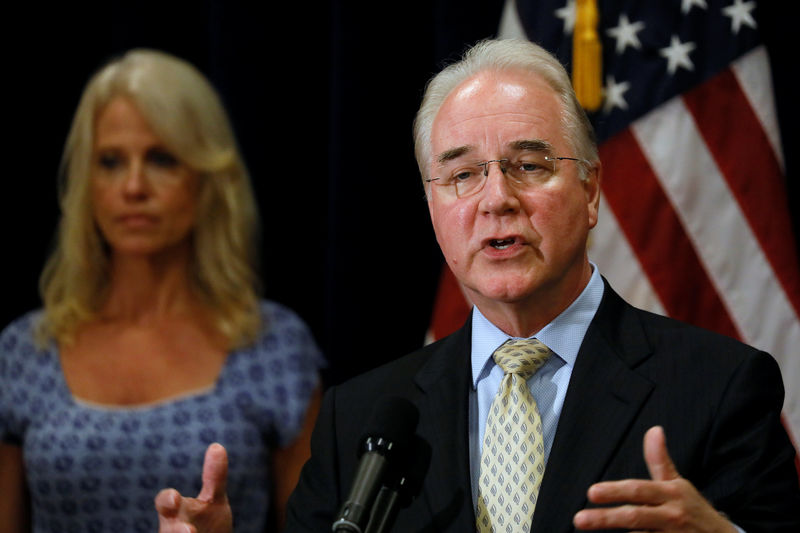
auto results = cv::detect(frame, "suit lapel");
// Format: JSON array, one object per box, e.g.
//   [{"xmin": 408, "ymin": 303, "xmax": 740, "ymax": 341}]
[
  {"xmin": 532, "ymin": 283, "xmax": 656, "ymax": 532},
  {"xmin": 402, "ymin": 283, "xmax": 657, "ymax": 531},
  {"xmin": 412, "ymin": 321, "xmax": 477, "ymax": 531}
]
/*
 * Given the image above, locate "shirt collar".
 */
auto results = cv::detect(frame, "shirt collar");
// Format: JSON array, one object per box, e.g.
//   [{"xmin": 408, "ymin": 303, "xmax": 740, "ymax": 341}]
[{"xmin": 470, "ymin": 264, "xmax": 605, "ymax": 387}]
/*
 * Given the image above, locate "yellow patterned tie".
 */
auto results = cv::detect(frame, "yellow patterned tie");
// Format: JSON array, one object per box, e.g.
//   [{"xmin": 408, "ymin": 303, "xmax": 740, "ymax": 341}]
[{"xmin": 476, "ymin": 338, "xmax": 552, "ymax": 533}]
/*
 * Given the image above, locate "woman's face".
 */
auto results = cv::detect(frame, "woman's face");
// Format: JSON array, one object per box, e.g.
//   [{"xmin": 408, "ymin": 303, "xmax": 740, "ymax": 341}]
[{"xmin": 91, "ymin": 96, "xmax": 201, "ymax": 258}]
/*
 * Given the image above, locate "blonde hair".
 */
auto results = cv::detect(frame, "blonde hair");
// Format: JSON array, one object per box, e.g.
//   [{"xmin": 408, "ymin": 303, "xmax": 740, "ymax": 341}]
[
  {"xmin": 38, "ymin": 49, "xmax": 261, "ymax": 348},
  {"xmin": 413, "ymin": 38, "xmax": 598, "ymax": 184}
]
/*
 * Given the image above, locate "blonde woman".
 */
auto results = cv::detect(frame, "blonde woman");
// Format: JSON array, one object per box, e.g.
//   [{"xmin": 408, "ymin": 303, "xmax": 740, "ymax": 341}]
[{"xmin": 0, "ymin": 49, "xmax": 324, "ymax": 532}]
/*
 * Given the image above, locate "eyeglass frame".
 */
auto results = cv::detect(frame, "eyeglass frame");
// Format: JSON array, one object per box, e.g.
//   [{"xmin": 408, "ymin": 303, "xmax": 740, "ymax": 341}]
[{"xmin": 424, "ymin": 155, "xmax": 589, "ymax": 198}]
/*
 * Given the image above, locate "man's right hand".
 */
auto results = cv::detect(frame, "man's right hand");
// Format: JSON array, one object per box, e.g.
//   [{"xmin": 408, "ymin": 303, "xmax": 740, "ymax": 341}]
[{"xmin": 155, "ymin": 443, "xmax": 233, "ymax": 533}]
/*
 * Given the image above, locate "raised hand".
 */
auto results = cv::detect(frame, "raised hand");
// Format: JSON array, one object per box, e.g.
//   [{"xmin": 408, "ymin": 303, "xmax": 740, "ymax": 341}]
[
  {"xmin": 156, "ymin": 443, "xmax": 233, "ymax": 533},
  {"xmin": 573, "ymin": 426, "xmax": 737, "ymax": 533}
]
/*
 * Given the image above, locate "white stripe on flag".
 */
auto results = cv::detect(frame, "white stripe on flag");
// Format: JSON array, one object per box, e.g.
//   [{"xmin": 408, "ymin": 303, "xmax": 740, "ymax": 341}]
[
  {"xmin": 632, "ymin": 97, "xmax": 800, "ymax": 435},
  {"xmin": 498, "ymin": 0, "xmax": 527, "ymax": 39},
  {"xmin": 732, "ymin": 47, "xmax": 785, "ymax": 171}
]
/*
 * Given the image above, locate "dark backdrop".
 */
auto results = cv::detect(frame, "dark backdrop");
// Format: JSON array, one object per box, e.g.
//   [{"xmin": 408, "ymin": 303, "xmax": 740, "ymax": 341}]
[{"xmin": 4, "ymin": 1, "xmax": 795, "ymax": 388}]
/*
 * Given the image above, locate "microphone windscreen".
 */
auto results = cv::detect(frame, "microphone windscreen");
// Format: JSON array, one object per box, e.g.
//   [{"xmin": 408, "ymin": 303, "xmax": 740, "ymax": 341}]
[
  {"xmin": 395, "ymin": 434, "xmax": 432, "ymax": 506},
  {"xmin": 359, "ymin": 396, "xmax": 419, "ymax": 453}
]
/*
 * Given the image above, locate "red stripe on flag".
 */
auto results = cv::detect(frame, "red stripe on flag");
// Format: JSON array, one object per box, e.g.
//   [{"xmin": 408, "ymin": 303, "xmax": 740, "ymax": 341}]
[
  {"xmin": 428, "ymin": 264, "xmax": 471, "ymax": 341},
  {"xmin": 682, "ymin": 68, "xmax": 800, "ymax": 317},
  {"xmin": 600, "ymin": 129, "xmax": 741, "ymax": 339}
]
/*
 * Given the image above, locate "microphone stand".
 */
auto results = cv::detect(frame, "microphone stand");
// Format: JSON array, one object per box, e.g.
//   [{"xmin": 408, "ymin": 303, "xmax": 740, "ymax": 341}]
[
  {"xmin": 363, "ymin": 479, "xmax": 405, "ymax": 533},
  {"xmin": 330, "ymin": 398, "xmax": 423, "ymax": 533}
]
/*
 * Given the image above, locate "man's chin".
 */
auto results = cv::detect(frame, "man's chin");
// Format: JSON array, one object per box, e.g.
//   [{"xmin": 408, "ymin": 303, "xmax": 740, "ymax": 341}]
[{"xmin": 466, "ymin": 280, "xmax": 539, "ymax": 306}]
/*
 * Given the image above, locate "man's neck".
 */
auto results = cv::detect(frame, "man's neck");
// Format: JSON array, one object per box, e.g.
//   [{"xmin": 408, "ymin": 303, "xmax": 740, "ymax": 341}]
[{"xmin": 470, "ymin": 262, "xmax": 593, "ymax": 337}]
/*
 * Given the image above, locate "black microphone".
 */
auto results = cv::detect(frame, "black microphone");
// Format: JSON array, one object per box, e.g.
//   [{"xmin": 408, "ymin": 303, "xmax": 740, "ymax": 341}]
[
  {"xmin": 364, "ymin": 434, "xmax": 431, "ymax": 533},
  {"xmin": 331, "ymin": 397, "xmax": 419, "ymax": 533}
]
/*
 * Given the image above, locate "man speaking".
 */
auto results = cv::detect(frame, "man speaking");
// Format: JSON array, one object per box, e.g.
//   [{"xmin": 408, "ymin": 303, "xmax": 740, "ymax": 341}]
[{"xmin": 157, "ymin": 39, "xmax": 800, "ymax": 532}]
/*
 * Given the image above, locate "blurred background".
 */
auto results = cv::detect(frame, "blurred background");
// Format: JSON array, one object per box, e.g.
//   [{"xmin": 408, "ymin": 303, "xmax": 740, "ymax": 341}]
[{"xmin": 4, "ymin": 0, "xmax": 796, "ymax": 390}]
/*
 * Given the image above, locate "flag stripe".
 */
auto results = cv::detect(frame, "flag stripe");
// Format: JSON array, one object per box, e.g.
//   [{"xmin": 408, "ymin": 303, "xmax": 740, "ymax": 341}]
[
  {"xmin": 427, "ymin": 265, "xmax": 472, "ymax": 345},
  {"xmin": 633, "ymin": 91, "xmax": 800, "ymax": 356},
  {"xmin": 682, "ymin": 60, "xmax": 800, "ymax": 319},
  {"xmin": 590, "ymin": 196, "xmax": 666, "ymax": 315},
  {"xmin": 600, "ymin": 129, "xmax": 740, "ymax": 339},
  {"xmin": 732, "ymin": 47, "xmax": 785, "ymax": 171}
]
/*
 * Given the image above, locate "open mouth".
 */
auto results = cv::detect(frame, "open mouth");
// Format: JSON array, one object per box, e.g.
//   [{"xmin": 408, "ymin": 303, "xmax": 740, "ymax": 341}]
[{"xmin": 490, "ymin": 238, "xmax": 516, "ymax": 250}]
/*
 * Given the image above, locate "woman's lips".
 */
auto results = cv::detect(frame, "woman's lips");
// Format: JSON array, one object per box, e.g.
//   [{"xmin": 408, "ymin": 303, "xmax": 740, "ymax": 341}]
[{"xmin": 117, "ymin": 214, "xmax": 158, "ymax": 227}]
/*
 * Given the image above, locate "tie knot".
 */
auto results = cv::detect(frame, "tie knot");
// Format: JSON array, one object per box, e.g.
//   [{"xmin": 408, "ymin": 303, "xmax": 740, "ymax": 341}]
[{"xmin": 492, "ymin": 338, "xmax": 552, "ymax": 379}]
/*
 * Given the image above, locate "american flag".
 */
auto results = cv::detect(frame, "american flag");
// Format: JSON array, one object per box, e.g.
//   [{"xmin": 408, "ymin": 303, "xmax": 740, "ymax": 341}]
[{"xmin": 426, "ymin": 0, "xmax": 800, "ymax": 456}]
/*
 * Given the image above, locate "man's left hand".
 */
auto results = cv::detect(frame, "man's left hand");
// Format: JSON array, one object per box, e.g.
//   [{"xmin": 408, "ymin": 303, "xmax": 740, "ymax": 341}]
[{"xmin": 573, "ymin": 426, "xmax": 737, "ymax": 532}]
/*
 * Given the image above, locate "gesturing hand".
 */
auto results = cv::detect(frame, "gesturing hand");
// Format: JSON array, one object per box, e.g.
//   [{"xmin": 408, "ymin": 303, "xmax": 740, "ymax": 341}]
[
  {"xmin": 573, "ymin": 426, "xmax": 737, "ymax": 533},
  {"xmin": 155, "ymin": 443, "xmax": 233, "ymax": 533}
]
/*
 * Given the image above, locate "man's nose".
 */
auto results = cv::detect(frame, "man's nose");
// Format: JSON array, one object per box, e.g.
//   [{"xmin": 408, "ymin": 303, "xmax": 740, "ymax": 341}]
[{"xmin": 479, "ymin": 161, "xmax": 520, "ymax": 214}]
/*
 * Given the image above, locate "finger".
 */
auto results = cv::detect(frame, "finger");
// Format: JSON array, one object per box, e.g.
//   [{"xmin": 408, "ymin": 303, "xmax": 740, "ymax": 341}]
[
  {"xmin": 157, "ymin": 515, "xmax": 195, "ymax": 533},
  {"xmin": 155, "ymin": 488, "xmax": 182, "ymax": 518},
  {"xmin": 586, "ymin": 479, "xmax": 668, "ymax": 505},
  {"xmin": 643, "ymin": 425, "xmax": 680, "ymax": 481},
  {"xmin": 574, "ymin": 504, "xmax": 666, "ymax": 531},
  {"xmin": 157, "ymin": 519, "xmax": 195, "ymax": 533},
  {"xmin": 197, "ymin": 443, "xmax": 229, "ymax": 503}
]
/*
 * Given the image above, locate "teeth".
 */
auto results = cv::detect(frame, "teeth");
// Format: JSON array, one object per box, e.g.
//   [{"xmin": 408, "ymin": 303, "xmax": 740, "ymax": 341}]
[{"xmin": 491, "ymin": 238, "xmax": 515, "ymax": 249}]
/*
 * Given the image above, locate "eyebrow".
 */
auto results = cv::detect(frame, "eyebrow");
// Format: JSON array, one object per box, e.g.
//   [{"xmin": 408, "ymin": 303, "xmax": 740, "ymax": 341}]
[
  {"xmin": 508, "ymin": 139, "xmax": 553, "ymax": 153},
  {"xmin": 435, "ymin": 139, "xmax": 555, "ymax": 165},
  {"xmin": 436, "ymin": 145, "xmax": 474, "ymax": 164}
]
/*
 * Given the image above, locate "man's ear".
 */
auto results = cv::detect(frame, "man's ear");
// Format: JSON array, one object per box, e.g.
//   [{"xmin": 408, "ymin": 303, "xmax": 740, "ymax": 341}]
[{"xmin": 584, "ymin": 160, "xmax": 602, "ymax": 229}]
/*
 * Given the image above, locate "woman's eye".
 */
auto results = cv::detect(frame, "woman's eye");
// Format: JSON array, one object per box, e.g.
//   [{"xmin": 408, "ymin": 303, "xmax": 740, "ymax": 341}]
[
  {"xmin": 97, "ymin": 153, "xmax": 120, "ymax": 170},
  {"xmin": 147, "ymin": 149, "xmax": 179, "ymax": 168}
]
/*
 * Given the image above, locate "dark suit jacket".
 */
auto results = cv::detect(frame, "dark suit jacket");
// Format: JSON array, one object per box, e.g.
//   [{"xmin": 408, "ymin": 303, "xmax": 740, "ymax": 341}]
[{"xmin": 285, "ymin": 282, "xmax": 800, "ymax": 532}]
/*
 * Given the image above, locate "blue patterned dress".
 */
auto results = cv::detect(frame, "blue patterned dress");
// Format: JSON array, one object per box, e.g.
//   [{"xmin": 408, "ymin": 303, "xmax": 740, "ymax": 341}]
[{"xmin": 0, "ymin": 301, "xmax": 325, "ymax": 533}]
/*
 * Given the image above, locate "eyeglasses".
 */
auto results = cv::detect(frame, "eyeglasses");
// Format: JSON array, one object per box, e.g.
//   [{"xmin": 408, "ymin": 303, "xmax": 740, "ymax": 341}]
[{"xmin": 425, "ymin": 154, "xmax": 587, "ymax": 198}]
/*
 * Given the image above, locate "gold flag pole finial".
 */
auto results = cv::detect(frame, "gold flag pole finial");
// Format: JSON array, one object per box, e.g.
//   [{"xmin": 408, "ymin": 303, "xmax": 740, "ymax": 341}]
[{"xmin": 573, "ymin": 0, "xmax": 602, "ymax": 111}]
